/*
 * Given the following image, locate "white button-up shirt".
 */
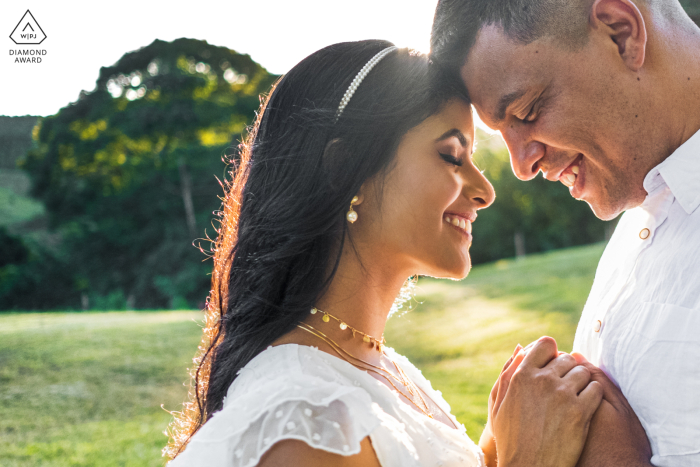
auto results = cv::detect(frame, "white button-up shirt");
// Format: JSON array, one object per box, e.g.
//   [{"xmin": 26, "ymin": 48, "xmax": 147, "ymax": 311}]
[{"xmin": 573, "ymin": 129, "xmax": 700, "ymax": 467}]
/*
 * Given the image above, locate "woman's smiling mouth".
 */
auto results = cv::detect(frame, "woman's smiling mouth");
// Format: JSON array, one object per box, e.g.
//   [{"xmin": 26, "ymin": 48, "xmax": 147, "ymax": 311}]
[{"xmin": 444, "ymin": 213, "xmax": 473, "ymax": 238}]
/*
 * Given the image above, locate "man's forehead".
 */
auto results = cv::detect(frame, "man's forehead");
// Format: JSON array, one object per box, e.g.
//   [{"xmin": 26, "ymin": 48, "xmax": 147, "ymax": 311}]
[{"xmin": 460, "ymin": 24, "xmax": 552, "ymax": 123}]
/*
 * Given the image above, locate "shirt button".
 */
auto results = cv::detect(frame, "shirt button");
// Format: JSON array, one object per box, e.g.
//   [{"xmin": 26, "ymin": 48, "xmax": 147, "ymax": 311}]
[
  {"xmin": 593, "ymin": 320, "xmax": 602, "ymax": 332},
  {"xmin": 639, "ymin": 228, "xmax": 650, "ymax": 240}
]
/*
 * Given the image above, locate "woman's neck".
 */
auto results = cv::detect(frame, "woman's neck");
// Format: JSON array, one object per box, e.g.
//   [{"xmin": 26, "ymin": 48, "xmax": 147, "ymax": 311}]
[
  {"xmin": 316, "ymin": 271, "xmax": 405, "ymax": 336},
  {"xmin": 279, "ymin": 239, "xmax": 413, "ymax": 363}
]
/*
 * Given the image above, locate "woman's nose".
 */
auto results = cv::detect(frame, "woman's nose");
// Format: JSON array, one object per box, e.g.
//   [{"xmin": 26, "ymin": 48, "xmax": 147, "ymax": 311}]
[{"xmin": 465, "ymin": 168, "xmax": 495, "ymax": 209}]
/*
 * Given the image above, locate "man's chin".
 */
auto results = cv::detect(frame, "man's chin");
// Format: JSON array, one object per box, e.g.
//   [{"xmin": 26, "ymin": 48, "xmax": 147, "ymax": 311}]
[{"xmin": 583, "ymin": 198, "xmax": 624, "ymax": 221}]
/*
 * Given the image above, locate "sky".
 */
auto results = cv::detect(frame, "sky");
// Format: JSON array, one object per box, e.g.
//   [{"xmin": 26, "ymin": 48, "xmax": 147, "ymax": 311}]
[{"xmin": 0, "ymin": 0, "xmax": 439, "ymax": 117}]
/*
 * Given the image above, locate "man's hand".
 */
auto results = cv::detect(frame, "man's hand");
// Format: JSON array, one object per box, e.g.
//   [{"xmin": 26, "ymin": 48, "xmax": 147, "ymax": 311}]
[
  {"xmin": 572, "ymin": 353, "xmax": 653, "ymax": 467},
  {"xmin": 491, "ymin": 337, "xmax": 603, "ymax": 467}
]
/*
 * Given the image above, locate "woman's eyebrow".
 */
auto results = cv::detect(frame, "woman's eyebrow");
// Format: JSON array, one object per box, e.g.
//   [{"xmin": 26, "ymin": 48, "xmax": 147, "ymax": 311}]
[{"xmin": 435, "ymin": 128, "xmax": 468, "ymax": 147}]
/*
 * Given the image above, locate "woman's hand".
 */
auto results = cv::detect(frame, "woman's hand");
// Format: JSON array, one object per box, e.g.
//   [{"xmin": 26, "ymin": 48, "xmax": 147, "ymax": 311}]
[
  {"xmin": 491, "ymin": 337, "xmax": 603, "ymax": 467},
  {"xmin": 479, "ymin": 343, "xmax": 523, "ymax": 467}
]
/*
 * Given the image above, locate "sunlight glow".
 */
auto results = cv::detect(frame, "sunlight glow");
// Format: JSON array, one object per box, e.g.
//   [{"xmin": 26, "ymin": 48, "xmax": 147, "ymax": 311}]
[
  {"xmin": 107, "ymin": 80, "xmax": 122, "ymax": 98},
  {"xmin": 2, "ymin": 0, "xmax": 439, "ymax": 116},
  {"xmin": 473, "ymin": 111, "xmax": 501, "ymax": 135},
  {"xmin": 147, "ymin": 61, "xmax": 159, "ymax": 76}
]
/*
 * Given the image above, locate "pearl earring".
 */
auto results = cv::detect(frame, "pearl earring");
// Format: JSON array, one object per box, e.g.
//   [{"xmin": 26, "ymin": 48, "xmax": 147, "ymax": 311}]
[{"xmin": 346, "ymin": 195, "xmax": 359, "ymax": 223}]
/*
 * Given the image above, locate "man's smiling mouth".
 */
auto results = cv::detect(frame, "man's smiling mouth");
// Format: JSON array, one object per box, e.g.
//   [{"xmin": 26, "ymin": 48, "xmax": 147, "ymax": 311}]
[{"xmin": 559, "ymin": 154, "xmax": 583, "ymax": 188}]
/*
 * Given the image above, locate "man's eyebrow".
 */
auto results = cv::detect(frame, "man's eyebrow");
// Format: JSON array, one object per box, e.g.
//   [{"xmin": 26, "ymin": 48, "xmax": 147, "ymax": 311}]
[
  {"xmin": 435, "ymin": 128, "xmax": 468, "ymax": 147},
  {"xmin": 495, "ymin": 89, "xmax": 528, "ymax": 122}
]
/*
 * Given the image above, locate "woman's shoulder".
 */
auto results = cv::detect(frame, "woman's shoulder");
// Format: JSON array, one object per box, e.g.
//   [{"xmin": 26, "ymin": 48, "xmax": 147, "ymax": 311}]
[{"xmin": 169, "ymin": 344, "xmax": 383, "ymax": 467}]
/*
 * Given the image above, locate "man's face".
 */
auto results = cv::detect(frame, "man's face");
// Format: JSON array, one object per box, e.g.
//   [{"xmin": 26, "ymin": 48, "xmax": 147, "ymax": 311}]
[{"xmin": 461, "ymin": 25, "xmax": 655, "ymax": 220}]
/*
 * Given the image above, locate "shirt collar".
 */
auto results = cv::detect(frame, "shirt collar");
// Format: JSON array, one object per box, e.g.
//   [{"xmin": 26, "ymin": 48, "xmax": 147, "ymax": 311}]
[{"xmin": 643, "ymin": 128, "xmax": 700, "ymax": 215}]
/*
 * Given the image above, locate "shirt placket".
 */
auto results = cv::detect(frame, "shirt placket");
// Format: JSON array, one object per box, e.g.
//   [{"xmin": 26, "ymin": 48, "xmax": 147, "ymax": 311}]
[{"xmin": 591, "ymin": 186, "xmax": 674, "ymax": 340}]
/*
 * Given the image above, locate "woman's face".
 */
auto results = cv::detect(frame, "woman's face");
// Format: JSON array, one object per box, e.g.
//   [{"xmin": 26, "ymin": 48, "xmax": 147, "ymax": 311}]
[{"xmin": 352, "ymin": 98, "xmax": 495, "ymax": 279}]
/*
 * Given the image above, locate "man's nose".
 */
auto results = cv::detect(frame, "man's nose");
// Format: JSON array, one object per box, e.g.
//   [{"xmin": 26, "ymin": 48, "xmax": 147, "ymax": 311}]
[{"xmin": 501, "ymin": 126, "xmax": 545, "ymax": 181}]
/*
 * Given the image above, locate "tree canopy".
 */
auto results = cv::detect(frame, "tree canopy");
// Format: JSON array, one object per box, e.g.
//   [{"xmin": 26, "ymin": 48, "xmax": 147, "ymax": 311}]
[{"xmin": 17, "ymin": 38, "xmax": 277, "ymax": 309}]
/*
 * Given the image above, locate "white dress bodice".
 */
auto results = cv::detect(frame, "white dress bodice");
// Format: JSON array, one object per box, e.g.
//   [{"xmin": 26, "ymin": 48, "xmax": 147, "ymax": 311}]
[{"xmin": 170, "ymin": 344, "xmax": 484, "ymax": 467}]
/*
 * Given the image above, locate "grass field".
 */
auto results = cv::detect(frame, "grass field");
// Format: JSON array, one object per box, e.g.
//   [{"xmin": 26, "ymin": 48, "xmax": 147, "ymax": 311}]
[{"xmin": 0, "ymin": 243, "xmax": 605, "ymax": 466}]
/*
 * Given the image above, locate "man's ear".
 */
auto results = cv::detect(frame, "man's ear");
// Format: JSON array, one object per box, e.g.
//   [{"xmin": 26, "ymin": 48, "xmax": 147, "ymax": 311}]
[{"xmin": 590, "ymin": 0, "xmax": 648, "ymax": 71}]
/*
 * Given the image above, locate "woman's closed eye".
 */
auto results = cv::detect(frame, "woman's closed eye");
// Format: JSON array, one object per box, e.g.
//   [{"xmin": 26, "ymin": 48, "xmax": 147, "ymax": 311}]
[{"xmin": 439, "ymin": 152, "xmax": 463, "ymax": 167}]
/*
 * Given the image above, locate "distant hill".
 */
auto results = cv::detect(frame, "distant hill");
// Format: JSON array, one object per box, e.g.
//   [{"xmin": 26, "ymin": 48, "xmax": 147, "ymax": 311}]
[
  {"xmin": 0, "ymin": 116, "xmax": 45, "ymax": 233},
  {"xmin": 0, "ymin": 115, "xmax": 38, "ymax": 201},
  {"xmin": 0, "ymin": 116, "xmax": 37, "ymax": 170}
]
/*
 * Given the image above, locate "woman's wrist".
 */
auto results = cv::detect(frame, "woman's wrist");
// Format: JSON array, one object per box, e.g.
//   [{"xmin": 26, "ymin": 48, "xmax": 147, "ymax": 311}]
[{"xmin": 478, "ymin": 425, "xmax": 498, "ymax": 467}]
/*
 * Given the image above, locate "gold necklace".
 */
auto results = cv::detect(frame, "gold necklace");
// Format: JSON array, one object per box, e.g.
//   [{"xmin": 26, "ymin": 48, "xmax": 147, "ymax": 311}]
[
  {"xmin": 299, "ymin": 322, "xmax": 405, "ymax": 387},
  {"xmin": 310, "ymin": 307, "xmax": 386, "ymax": 352},
  {"xmin": 297, "ymin": 322, "xmax": 433, "ymax": 418}
]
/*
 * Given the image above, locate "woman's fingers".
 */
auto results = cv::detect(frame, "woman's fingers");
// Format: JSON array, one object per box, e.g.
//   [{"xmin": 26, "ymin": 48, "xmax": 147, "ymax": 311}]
[
  {"xmin": 562, "ymin": 364, "xmax": 593, "ymax": 394},
  {"xmin": 493, "ymin": 349, "xmax": 526, "ymax": 415},
  {"xmin": 577, "ymin": 380, "xmax": 604, "ymax": 421},
  {"xmin": 491, "ymin": 344, "xmax": 524, "ymax": 407},
  {"xmin": 500, "ymin": 344, "xmax": 523, "ymax": 373},
  {"xmin": 571, "ymin": 353, "xmax": 624, "ymax": 406}
]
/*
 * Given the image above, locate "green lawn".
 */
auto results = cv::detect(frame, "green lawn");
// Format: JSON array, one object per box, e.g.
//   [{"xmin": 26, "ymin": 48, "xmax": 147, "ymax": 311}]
[{"xmin": 0, "ymin": 243, "xmax": 605, "ymax": 466}]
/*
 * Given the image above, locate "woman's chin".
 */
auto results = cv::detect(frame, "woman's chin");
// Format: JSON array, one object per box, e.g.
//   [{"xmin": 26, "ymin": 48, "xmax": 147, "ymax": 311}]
[
  {"xmin": 448, "ymin": 253, "xmax": 472, "ymax": 279},
  {"xmin": 424, "ymin": 260, "xmax": 472, "ymax": 281},
  {"xmin": 451, "ymin": 264, "xmax": 472, "ymax": 280}
]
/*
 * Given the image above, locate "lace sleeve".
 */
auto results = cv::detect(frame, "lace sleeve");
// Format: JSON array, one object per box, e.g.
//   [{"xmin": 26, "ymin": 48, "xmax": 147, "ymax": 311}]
[
  {"xmin": 384, "ymin": 347, "xmax": 467, "ymax": 434},
  {"xmin": 169, "ymin": 372, "xmax": 381, "ymax": 467}
]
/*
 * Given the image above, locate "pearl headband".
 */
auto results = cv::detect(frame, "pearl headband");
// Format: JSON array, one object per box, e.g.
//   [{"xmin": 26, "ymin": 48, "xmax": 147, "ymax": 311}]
[{"xmin": 335, "ymin": 46, "xmax": 398, "ymax": 122}]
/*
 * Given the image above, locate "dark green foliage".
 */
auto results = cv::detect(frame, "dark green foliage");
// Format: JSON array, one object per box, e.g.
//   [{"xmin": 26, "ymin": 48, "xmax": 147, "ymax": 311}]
[
  {"xmin": 0, "ymin": 227, "xmax": 29, "ymax": 266},
  {"xmin": 17, "ymin": 38, "xmax": 277, "ymax": 309},
  {"xmin": 0, "ymin": 228, "xmax": 76, "ymax": 310}
]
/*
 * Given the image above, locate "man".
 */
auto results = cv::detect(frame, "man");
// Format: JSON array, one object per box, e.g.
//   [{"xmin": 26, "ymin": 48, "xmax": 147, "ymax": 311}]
[{"xmin": 431, "ymin": 0, "xmax": 700, "ymax": 465}]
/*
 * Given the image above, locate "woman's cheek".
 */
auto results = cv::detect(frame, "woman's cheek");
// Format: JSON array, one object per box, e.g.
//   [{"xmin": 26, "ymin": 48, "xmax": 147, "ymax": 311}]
[{"xmin": 436, "ymin": 173, "xmax": 463, "ymax": 205}]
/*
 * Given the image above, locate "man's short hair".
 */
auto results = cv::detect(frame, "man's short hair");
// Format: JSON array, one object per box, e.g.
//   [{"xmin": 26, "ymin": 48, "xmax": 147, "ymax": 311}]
[
  {"xmin": 430, "ymin": 0, "xmax": 593, "ymax": 96},
  {"xmin": 429, "ymin": 0, "xmax": 688, "ymax": 97}
]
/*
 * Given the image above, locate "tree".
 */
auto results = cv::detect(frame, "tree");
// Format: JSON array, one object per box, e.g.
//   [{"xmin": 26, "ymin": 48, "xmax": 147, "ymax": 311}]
[{"xmin": 21, "ymin": 38, "xmax": 277, "ymax": 309}]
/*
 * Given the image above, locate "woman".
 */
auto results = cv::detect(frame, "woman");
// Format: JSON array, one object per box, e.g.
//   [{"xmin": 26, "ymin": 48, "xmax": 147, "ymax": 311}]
[{"xmin": 165, "ymin": 40, "xmax": 602, "ymax": 467}]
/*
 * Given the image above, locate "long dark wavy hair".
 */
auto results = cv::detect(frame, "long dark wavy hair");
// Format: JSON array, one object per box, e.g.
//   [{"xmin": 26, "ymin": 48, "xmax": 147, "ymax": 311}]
[{"xmin": 165, "ymin": 39, "xmax": 460, "ymax": 458}]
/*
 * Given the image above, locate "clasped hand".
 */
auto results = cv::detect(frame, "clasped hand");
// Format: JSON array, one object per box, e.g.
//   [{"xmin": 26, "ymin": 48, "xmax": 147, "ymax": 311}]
[{"xmin": 478, "ymin": 337, "xmax": 652, "ymax": 467}]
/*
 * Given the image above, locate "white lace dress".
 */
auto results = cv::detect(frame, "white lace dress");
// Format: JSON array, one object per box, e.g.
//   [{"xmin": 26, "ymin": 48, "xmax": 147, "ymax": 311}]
[{"xmin": 169, "ymin": 344, "xmax": 484, "ymax": 467}]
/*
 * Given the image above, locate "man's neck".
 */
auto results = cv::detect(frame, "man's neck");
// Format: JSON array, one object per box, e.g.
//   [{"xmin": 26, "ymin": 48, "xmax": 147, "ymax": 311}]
[{"xmin": 647, "ymin": 17, "xmax": 700, "ymax": 160}]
